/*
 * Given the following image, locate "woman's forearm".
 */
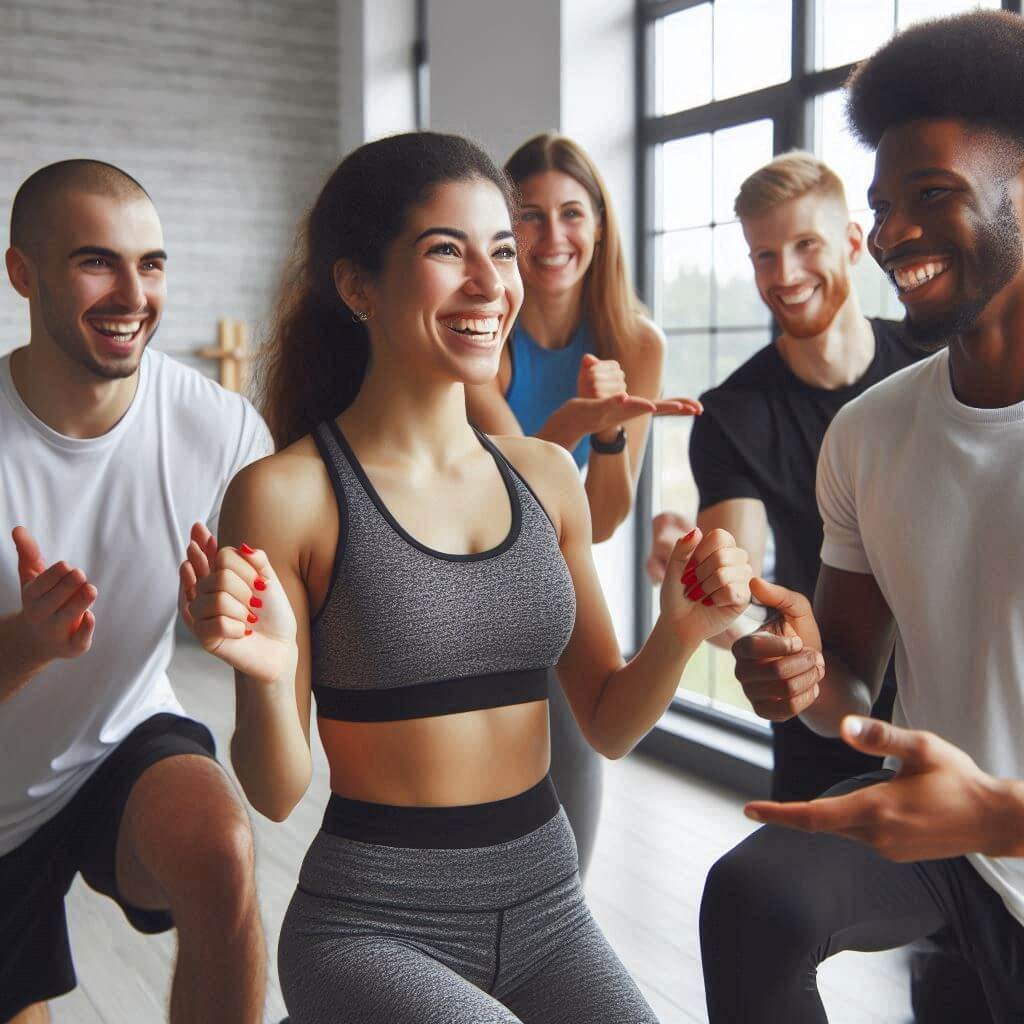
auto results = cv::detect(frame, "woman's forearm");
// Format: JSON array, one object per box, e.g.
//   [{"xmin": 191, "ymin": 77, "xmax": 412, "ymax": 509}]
[
  {"xmin": 587, "ymin": 615, "xmax": 699, "ymax": 759},
  {"xmin": 229, "ymin": 652, "xmax": 312, "ymax": 821},
  {"xmin": 584, "ymin": 451, "xmax": 633, "ymax": 543}
]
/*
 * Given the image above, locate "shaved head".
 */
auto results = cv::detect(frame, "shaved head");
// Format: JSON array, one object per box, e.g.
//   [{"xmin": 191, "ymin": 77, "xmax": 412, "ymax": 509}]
[{"xmin": 10, "ymin": 159, "xmax": 151, "ymax": 257}]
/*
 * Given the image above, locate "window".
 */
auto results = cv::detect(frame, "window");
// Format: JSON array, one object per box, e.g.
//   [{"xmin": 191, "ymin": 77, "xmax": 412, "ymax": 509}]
[{"xmin": 638, "ymin": 0, "xmax": 1018, "ymax": 726}]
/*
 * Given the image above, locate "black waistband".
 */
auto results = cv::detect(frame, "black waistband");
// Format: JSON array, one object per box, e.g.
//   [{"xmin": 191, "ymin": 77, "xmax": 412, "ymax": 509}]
[
  {"xmin": 313, "ymin": 666, "xmax": 552, "ymax": 722},
  {"xmin": 321, "ymin": 774, "xmax": 560, "ymax": 848}
]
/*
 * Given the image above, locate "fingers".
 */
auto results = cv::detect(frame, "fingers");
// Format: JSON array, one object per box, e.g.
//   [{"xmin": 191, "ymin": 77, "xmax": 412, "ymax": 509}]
[
  {"xmin": 652, "ymin": 397, "xmax": 703, "ymax": 417},
  {"xmin": 839, "ymin": 716, "xmax": 938, "ymax": 767},
  {"xmin": 749, "ymin": 576, "xmax": 813, "ymax": 619},
  {"xmin": 613, "ymin": 394, "xmax": 659, "ymax": 420},
  {"xmin": 68, "ymin": 609, "xmax": 96, "ymax": 654},
  {"xmin": 732, "ymin": 630, "xmax": 800, "ymax": 660},
  {"xmin": 186, "ymin": 538, "xmax": 213, "ymax": 581},
  {"xmin": 688, "ymin": 563, "xmax": 753, "ymax": 609},
  {"xmin": 191, "ymin": 567, "xmax": 254, "ymax": 623},
  {"xmin": 235, "ymin": 542, "xmax": 279, "ymax": 583},
  {"xmin": 23, "ymin": 561, "xmax": 82, "ymax": 608},
  {"xmin": 54, "ymin": 581, "xmax": 98, "ymax": 629},
  {"xmin": 190, "ymin": 521, "xmax": 218, "ymax": 561},
  {"xmin": 644, "ymin": 553, "xmax": 668, "ymax": 585},
  {"xmin": 744, "ymin": 788, "xmax": 879, "ymax": 834},
  {"xmin": 12, "ymin": 526, "xmax": 46, "ymax": 584}
]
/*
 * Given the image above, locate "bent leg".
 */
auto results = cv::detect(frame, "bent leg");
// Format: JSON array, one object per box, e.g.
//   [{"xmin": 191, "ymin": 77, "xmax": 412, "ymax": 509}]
[
  {"xmin": 111, "ymin": 754, "xmax": 265, "ymax": 1024},
  {"xmin": 280, "ymin": 928, "xmax": 521, "ymax": 1023},
  {"xmin": 9, "ymin": 1005, "xmax": 50, "ymax": 1024},
  {"xmin": 498, "ymin": 872, "xmax": 659, "ymax": 1023},
  {"xmin": 700, "ymin": 776, "xmax": 947, "ymax": 1023}
]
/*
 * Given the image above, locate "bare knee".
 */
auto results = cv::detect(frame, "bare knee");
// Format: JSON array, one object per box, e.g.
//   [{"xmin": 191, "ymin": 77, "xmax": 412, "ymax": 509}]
[{"xmin": 166, "ymin": 813, "xmax": 257, "ymax": 930}]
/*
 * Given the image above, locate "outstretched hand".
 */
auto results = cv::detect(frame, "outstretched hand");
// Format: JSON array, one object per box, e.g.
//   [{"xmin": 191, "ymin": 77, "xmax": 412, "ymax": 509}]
[
  {"xmin": 12, "ymin": 526, "xmax": 97, "ymax": 661},
  {"xmin": 731, "ymin": 577, "xmax": 824, "ymax": 721},
  {"xmin": 744, "ymin": 717, "xmax": 1022, "ymax": 861},
  {"xmin": 659, "ymin": 526, "xmax": 752, "ymax": 645},
  {"xmin": 180, "ymin": 522, "xmax": 297, "ymax": 684}
]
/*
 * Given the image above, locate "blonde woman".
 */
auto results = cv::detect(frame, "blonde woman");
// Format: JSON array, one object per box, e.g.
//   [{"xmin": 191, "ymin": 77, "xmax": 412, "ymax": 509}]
[{"xmin": 466, "ymin": 133, "xmax": 697, "ymax": 874}]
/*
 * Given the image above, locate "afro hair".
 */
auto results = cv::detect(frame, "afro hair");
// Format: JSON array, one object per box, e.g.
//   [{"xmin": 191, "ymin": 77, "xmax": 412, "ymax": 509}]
[{"xmin": 845, "ymin": 10, "xmax": 1024, "ymax": 149}]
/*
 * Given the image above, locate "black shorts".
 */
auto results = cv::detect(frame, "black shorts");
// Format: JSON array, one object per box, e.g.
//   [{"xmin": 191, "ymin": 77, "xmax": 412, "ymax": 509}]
[{"xmin": 0, "ymin": 712, "xmax": 216, "ymax": 1021}]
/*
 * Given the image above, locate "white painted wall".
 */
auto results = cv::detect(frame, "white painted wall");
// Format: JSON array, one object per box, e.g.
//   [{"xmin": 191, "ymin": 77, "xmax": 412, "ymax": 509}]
[
  {"xmin": 427, "ymin": 0, "xmax": 562, "ymax": 164},
  {"xmin": 0, "ymin": 0, "xmax": 341, "ymax": 365}
]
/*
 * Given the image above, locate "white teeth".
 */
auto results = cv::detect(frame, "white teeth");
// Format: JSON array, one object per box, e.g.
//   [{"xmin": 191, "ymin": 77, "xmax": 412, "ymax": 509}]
[
  {"xmin": 778, "ymin": 286, "xmax": 816, "ymax": 305},
  {"xmin": 893, "ymin": 260, "xmax": 949, "ymax": 293},
  {"xmin": 442, "ymin": 316, "xmax": 500, "ymax": 335},
  {"xmin": 91, "ymin": 320, "xmax": 142, "ymax": 337},
  {"xmin": 537, "ymin": 254, "xmax": 571, "ymax": 268}
]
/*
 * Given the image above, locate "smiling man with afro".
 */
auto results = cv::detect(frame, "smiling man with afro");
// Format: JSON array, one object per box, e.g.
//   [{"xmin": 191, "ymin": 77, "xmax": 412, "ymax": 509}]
[{"xmin": 698, "ymin": 10, "xmax": 1024, "ymax": 1024}]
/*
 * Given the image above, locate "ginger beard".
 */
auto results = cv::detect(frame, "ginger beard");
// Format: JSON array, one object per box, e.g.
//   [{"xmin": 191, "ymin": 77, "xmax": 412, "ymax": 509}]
[{"xmin": 769, "ymin": 268, "xmax": 852, "ymax": 340}]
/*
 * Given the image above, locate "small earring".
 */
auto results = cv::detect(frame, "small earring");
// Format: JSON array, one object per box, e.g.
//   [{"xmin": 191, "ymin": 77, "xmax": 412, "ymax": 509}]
[{"xmin": 351, "ymin": 309, "xmax": 369, "ymax": 324}]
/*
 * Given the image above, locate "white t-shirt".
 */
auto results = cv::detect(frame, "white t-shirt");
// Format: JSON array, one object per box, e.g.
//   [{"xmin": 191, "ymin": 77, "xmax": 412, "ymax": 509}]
[
  {"xmin": 817, "ymin": 348, "xmax": 1024, "ymax": 926},
  {"xmin": 0, "ymin": 348, "xmax": 273, "ymax": 856}
]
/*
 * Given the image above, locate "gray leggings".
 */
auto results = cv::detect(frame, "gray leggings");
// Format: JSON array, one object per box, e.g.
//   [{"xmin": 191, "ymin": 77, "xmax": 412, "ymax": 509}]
[{"xmin": 278, "ymin": 806, "xmax": 657, "ymax": 1023}]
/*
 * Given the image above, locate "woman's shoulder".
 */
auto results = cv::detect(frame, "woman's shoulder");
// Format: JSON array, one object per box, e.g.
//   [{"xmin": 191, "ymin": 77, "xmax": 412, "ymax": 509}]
[{"xmin": 227, "ymin": 434, "xmax": 329, "ymax": 508}]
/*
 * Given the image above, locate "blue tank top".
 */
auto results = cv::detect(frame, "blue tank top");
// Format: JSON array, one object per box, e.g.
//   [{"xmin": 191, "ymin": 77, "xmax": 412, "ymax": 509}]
[{"xmin": 504, "ymin": 320, "xmax": 595, "ymax": 469}]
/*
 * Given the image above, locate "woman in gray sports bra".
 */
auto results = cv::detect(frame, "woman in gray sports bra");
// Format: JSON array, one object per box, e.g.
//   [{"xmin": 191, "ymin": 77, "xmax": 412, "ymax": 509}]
[{"xmin": 180, "ymin": 132, "xmax": 753, "ymax": 1023}]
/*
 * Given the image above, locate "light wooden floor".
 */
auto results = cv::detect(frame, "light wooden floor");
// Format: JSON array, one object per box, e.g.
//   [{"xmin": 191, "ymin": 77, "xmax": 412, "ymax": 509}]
[{"xmin": 51, "ymin": 644, "xmax": 912, "ymax": 1023}]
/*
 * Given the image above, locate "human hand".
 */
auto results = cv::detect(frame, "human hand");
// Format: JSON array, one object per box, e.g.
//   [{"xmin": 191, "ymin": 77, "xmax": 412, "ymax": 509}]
[
  {"xmin": 180, "ymin": 523, "xmax": 297, "ymax": 684},
  {"xmin": 731, "ymin": 577, "xmax": 824, "ymax": 721},
  {"xmin": 659, "ymin": 527, "xmax": 752, "ymax": 646},
  {"xmin": 576, "ymin": 353, "xmax": 627, "ymax": 401},
  {"xmin": 11, "ymin": 526, "xmax": 97, "ymax": 663},
  {"xmin": 645, "ymin": 510, "xmax": 695, "ymax": 584},
  {"xmin": 744, "ymin": 717, "xmax": 1019, "ymax": 860}
]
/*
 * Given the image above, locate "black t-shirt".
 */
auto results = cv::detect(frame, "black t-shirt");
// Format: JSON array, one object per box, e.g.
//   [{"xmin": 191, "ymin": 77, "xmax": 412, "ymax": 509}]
[{"xmin": 689, "ymin": 318, "xmax": 925, "ymax": 600}]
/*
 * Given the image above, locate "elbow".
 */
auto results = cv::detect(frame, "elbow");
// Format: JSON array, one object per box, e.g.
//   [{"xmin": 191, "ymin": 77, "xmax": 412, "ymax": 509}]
[
  {"xmin": 582, "ymin": 721, "xmax": 635, "ymax": 761},
  {"xmin": 590, "ymin": 500, "xmax": 631, "ymax": 544}
]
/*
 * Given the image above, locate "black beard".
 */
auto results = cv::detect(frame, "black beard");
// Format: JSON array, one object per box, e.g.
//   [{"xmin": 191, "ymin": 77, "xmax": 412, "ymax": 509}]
[
  {"xmin": 904, "ymin": 189, "xmax": 1023, "ymax": 349},
  {"xmin": 39, "ymin": 279, "xmax": 154, "ymax": 380}
]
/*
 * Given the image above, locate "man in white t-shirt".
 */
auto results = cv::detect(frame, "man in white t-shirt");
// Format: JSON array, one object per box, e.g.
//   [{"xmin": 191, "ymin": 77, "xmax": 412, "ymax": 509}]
[
  {"xmin": 699, "ymin": 11, "xmax": 1024, "ymax": 1023},
  {"xmin": 0, "ymin": 161, "xmax": 273, "ymax": 1023}
]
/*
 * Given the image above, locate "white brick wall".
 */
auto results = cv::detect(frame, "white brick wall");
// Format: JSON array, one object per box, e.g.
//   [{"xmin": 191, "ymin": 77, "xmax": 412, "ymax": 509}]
[{"xmin": 0, "ymin": 0, "xmax": 341, "ymax": 369}]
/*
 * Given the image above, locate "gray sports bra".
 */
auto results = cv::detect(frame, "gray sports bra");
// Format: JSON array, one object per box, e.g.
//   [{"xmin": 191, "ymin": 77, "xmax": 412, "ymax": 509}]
[{"xmin": 309, "ymin": 420, "xmax": 577, "ymax": 722}]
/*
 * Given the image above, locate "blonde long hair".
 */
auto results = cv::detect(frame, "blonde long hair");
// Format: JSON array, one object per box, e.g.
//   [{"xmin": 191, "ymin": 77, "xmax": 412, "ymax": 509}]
[{"xmin": 504, "ymin": 133, "xmax": 646, "ymax": 361}]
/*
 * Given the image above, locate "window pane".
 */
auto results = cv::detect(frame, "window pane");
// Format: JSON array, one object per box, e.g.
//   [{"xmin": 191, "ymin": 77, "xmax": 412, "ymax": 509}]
[
  {"xmin": 663, "ymin": 330, "xmax": 712, "ymax": 399},
  {"xmin": 712, "ymin": 120, "xmax": 775, "ymax": 224},
  {"xmin": 816, "ymin": 90, "xmax": 874, "ymax": 212},
  {"xmin": 656, "ymin": 227, "xmax": 712, "ymax": 329},
  {"xmin": 896, "ymin": 0, "xmax": 1001, "ymax": 32},
  {"xmin": 658, "ymin": 133, "xmax": 712, "ymax": 231},
  {"xmin": 814, "ymin": 0, "xmax": 894, "ymax": 70},
  {"xmin": 713, "ymin": 223, "xmax": 770, "ymax": 330},
  {"xmin": 713, "ymin": 0, "xmax": 791, "ymax": 101},
  {"xmin": 656, "ymin": 4, "xmax": 712, "ymax": 116}
]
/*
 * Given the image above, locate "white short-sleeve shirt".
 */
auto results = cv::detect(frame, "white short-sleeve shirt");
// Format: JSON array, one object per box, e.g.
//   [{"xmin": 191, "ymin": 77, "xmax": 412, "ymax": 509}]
[
  {"xmin": 0, "ymin": 348, "xmax": 273, "ymax": 855},
  {"xmin": 817, "ymin": 348, "xmax": 1024, "ymax": 926}
]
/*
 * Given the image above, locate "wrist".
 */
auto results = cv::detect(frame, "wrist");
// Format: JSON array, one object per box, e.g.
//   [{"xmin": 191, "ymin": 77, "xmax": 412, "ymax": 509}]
[
  {"xmin": 982, "ymin": 776, "xmax": 1024, "ymax": 857},
  {"xmin": 590, "ymin": 426, "xmax": 627, "ymax": 454},
  {"xmin": 651, "ymin": 611, "xmax": 701, "ymax": 665}
]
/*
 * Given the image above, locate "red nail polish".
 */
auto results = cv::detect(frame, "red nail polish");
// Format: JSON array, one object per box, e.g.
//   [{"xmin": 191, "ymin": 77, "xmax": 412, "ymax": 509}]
[
  {"xmin": 244, "ymin": 628, "xmax": 252, "ymax": 636},
  {"xmin": 683, "ymin": 528, "xmax": 698, "ymax": 542},
  {"xmin": 686, "ymin": 584, "xmax": 706, "ymax": 601},
  {"xmin": 702, "ymin": 596, "xmax": 714, "ymax": 606},
  {"xmin": 247, "ymin": 613, "xmax": 258, "ymax": 623},
  {"xmin": 253, "ymin": 577, "xmax": 267, "ymax": 591},
  {"xmin": 683, "ymin": 557, "xmax": 696, "ymax": 574},
  {"xmin": 682, "ymin": 571, "xmax": 698, "ymax": 588},
  {"xmin": 240, "ymin": 543, "xmax": 255, "ymax": 555},
  {"xmin": 250, "ymin": 596, "xmax": 262, "ymax": 608}
]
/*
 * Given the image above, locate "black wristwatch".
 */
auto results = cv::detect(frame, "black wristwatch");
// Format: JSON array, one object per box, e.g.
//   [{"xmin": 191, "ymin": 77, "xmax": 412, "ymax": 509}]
[{"xmin": 590, "ymin": 427, "xmax": 627, "ymax": 454}]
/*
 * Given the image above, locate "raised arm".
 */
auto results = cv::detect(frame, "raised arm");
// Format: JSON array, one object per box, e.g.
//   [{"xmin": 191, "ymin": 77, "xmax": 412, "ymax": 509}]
[
  {"xmin": 181, "ymin": 455, "xmax": 314, "ymax": 821},
  {"xmin": 518, "ymin": 439, "xmax": 751, "ymax": 758},
  {"xmin": 1, "ymin": 527, "xmax": 97, "ymax": 702}
]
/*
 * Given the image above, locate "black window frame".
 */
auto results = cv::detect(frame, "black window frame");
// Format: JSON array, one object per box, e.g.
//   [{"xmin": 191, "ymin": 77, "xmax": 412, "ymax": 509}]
[{"xmin": 634, "ymin": 0, "xmax": 1022, "ymax": 745}]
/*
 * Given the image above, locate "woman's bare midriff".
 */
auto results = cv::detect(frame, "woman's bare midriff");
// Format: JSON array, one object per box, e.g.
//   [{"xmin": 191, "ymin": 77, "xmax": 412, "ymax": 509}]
[{"xmin": 317, "ymin": 698, "xmax": 552, "ymax": 806}]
